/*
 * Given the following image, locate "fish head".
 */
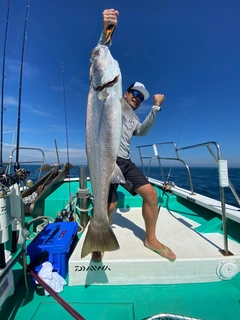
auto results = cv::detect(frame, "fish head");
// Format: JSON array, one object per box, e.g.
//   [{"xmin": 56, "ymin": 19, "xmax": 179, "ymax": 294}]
[{"xmin": 90, "ymin": 45, "xmax": 120, "ymax": 89}]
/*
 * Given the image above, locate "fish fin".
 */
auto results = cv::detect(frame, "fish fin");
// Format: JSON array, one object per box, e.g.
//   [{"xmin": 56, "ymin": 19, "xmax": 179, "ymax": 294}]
[
  {"xmin": 81, "ymin": 220, "xmax": 120, "ymax": 258},
  {"xmin": 110, "ymin": 163, "xmax": 125, "ymax": 184},
  {"xmin": 98, "ymin": 88, "xmax": 109, "ymax": 100}
]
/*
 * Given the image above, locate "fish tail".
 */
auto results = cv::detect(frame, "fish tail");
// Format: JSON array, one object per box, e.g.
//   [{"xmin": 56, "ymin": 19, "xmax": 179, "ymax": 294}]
[{"xmin": 81, "ymin": 220, "xmax": 120, "ymax": 258}]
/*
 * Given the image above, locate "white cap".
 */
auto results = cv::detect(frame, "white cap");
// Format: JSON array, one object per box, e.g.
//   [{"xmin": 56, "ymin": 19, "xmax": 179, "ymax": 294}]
[{"xmin": 127, "ymin": 82, "xmax": 150, "ymax": 100}]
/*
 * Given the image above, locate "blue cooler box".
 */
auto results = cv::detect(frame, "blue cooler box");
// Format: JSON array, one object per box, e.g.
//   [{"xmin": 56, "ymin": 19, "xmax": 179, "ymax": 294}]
[{"xmin": 27, "ymin": 222, "xmax": 78, "ymax": 278}]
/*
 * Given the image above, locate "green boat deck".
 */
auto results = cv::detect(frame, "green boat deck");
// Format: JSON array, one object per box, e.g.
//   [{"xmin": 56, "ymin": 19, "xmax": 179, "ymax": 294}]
[
  {"xmin": 2, "ymin": 263, "xmax": 240, "ymax": 320},
  {"xmin": 1, "ymin": 179, "xmax": 240, "ymax": 320}
]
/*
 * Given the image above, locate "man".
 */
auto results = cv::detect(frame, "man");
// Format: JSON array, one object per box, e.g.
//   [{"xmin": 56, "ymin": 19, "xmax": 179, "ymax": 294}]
[{"xmin": 92, "ymin": 9, "xmax": 176, "ymax": 262}]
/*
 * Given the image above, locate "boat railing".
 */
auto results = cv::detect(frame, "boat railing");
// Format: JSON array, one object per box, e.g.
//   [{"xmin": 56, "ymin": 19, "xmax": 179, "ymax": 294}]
[
  {"xmin": 137, "ymin": 140, "xmax": 239, "ymax": 205},
  {"xmin": 136, "ymin": 140, "xmax": 240, "ymax": 255},
  {"xmin": 137, "ymin": 141, "xmax": 195, "ymax": 194},
  {"xmin": 4, "ymin": 146, "xmax": 46, "ymax": 180},
  {"xmin": 143, "ymin": 313, "xmax": 204, "ymax": 320}
]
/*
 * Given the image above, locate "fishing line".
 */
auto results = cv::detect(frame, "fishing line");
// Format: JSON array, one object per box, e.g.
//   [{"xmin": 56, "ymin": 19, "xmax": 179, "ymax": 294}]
[
  {"xmin": 166, "ymin": 109, "xmax": 187, "ymax": 182},
  {"xmin": 158, "ymin": 110, "xmax": 187, "ymax": 212},
  {"xmin": 61, "ymin": 62, "xmax": 72, "ymax": 203},
  {"xmin": 3, "ymin": 129, "xmax": 15, "ymax": 157}
]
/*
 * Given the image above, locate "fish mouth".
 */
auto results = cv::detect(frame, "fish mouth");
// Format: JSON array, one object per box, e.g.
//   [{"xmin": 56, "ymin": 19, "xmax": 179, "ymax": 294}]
[{"xmin": 96, "ymin": 76, "xmax": 119, "ymax": 91}]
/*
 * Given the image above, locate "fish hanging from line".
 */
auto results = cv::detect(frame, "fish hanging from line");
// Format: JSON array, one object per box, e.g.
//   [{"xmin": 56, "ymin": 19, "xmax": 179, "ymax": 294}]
[{"xmin": 82, "ymin": 44, "xmax": 125, "ymax": 258}]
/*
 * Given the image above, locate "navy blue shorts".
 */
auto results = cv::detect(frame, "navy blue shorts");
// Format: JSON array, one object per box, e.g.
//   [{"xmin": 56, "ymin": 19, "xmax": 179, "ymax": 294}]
[{"xmin": 108, "ymin": 157, "xmax": 149, "ymax": 203}]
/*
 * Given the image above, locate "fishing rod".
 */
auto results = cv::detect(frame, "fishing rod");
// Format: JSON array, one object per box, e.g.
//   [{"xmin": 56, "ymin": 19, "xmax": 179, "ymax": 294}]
[
  {"xmin": 10, "ymin": 0, "xmax": 31, "ymax": 257},
  {"xmin": 61, "ymin": 62, "xmax": 73, "ymax": 215},
  {"xmin": 61, "ymin": 62, "xmax": 71, "ymax": 173},
  {"xmin": 0, "ymin": 0, "xmax": 11, "ymax": 172},
  {"xmin": 15, "ymin": 0, "xmax": 30, "ymax": 171}
]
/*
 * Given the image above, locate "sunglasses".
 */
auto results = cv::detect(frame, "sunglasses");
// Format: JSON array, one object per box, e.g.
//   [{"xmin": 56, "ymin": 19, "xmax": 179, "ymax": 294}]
[{"xmin": 129, "ymin": 90, "xmax": 144, "ymax": 102}]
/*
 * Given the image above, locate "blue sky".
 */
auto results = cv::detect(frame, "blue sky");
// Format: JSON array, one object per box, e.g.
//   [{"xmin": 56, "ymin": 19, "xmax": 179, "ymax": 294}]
[{"xmin": 0, "ymin": 0, "xmax": 239, "ymax": 168}]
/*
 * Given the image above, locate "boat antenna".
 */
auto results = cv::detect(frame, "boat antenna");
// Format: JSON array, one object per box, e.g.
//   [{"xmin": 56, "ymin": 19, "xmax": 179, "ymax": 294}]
[
  {"xmin": 0, "ymin": 0, "xmax": 11, "ymax": 172},
  {"xmin": 61, "ymin": 62, "xmax": 72, "ymax": 199},
  {"xmin": 15, "ymin": 0, "xmax": 30, "ymax": 171}
]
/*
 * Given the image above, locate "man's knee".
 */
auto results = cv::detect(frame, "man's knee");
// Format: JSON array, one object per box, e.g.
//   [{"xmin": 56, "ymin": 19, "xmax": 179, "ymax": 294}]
[
  {"xmin": 137, "ymin": 184, "xmax": 156, "ymax": 196},
  {"xmin": 137, "ymin": 184, "xmax": 157, "ymax": 204},
  {"xmin": 148, "ymin": 187, "xmax": 157, "ymax": 203}
]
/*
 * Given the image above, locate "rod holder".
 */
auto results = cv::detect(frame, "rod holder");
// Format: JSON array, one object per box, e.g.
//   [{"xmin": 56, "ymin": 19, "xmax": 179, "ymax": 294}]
[{"xmin": 79, "ymin": 166, "xmax": 90, "ymax": 228}]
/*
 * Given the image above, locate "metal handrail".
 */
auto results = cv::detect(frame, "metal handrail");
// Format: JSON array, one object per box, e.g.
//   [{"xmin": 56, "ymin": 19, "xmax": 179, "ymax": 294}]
[
  {"xmin": 136, "ymin": 141, "xmax": 239, "ymax": 255},
  {"xmin": 137, "ymin": 142, "xmax": 194, "ymax": 193},
  {"xmin": 205, "ymin": 144, "xmax": 240, "ymax": 206},
  {"xmin": 143, "ymin": 313, "xmax": 204, "ymax": 320},
  {"xmin": 146, "ymin": 156, "xmax": 194, "ymax": 195},
  {"xmin": 4, "ymin": 147, "xmax": 46, "ymax": 180},
  {"xmin": 174, "ymin": 141, "xmax": 240, "ymax": 205}
]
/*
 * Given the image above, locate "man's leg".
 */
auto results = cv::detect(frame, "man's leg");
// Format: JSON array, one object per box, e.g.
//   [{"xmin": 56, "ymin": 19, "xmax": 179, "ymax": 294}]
[
  {"xmin": 136, "ymin": 183, "xmax": 176, "ymax": 261},
  {"xmin": 108, "ymin": 201, "xmax": 117, "ymax": 223}
]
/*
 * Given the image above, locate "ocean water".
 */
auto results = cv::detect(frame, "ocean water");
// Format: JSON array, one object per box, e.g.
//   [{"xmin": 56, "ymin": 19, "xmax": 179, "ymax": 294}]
[
  {"xmin": 12, "ymin": 164, "xmax": 240, "ymax": 207},
  {"xmin": 145, "ymin": 166, "xmax": 240, "ymax": 207}
]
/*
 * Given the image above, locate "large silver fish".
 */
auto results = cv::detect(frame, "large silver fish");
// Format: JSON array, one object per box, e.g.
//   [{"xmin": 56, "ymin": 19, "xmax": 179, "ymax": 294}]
[{"xmin": 82, "ymin": 45, "xmax": 124, "ymax": 258}]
